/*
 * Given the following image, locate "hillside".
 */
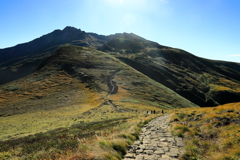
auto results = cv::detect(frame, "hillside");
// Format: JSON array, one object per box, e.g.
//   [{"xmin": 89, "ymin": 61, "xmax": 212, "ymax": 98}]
[
  {"xmin": 0, "ymin": 45, "xmax": 198, "ymax": 140},
  {"xmin": 0, "ymin": 27, "xmax": 240, "ymax": 159},
  {"xmin": 170, "ymin": 102, "xmax": 240, "ymax": 159},
  {"xmin": 1, "ymin": 27, "xmax": 240, "ymax": 107},
  {"xmin": 0, "ymin": 26, "xmax": 109, "ymax": 85},
  {"xmin": 0, "ymin": 28, "xmax": 147, "ymax": 86},
  {"xmin": 1, "ymin": 27, "xmax": 240, "ymax": 108},
  {"xmin": 99, "ymin": 36, "xmax": 240, "ymax": 107}
]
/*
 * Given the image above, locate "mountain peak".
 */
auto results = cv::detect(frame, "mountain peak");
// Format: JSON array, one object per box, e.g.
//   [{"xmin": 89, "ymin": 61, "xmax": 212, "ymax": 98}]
[{"xmin": 63, "ymin": 26, "xmax": 81, "ymax": 32}]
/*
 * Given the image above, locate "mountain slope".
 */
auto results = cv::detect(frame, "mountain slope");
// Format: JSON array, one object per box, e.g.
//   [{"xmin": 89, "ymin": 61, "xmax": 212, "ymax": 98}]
[
  {"xmin": 0, "ymin": 28, "xmax": 145, "ymax": 86},
  {"xmin": 0, "ymin": 27, "xmax": 109, "ymax": 85},
  {"xmin": 99, "ymin": 36, "xmax": 240, "ymax": 107},
  {"xmin": 1, "ymin": 27, "xmax": 240, "ymax": 108},
  {"xmin": 0, "ymin": 45, "xmax": 198, "ymax": 140},
  {"xmin": 0, "ymin": 26, "xmax": 106, "ymax": 64}
]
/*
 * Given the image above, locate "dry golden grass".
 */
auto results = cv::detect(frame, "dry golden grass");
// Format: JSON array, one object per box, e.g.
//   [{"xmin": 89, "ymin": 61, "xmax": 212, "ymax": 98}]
[
  {"xmin": 61, "ymin": 114, "xmax": 159, "ymax": 160},
  {"xmin": 209, "ymin": 77, "xmax": 240, "ymax": 92},
  {"xmin": 0, "ymin": 70, "xmax": 105, "ymax": 140},
  {"xmin": 0, "ymin": 46, "xmax": 199, "ymax": 159},
  {"xmin": 0, "ymin": 109, "xmax": 160, "ymax": 160},
  {"xmin": 170, "ymin": 102, "xmax": 240, "ymax": 160}
]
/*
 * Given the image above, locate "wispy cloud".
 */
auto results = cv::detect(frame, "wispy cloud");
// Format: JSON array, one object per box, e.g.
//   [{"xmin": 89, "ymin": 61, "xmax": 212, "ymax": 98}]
[{"xmin": 229, "ymin": 54, "xmax": 240, "ymax": 57}]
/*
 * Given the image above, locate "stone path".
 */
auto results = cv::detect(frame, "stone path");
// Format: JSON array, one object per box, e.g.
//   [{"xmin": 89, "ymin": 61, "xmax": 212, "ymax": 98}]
[{"xmin": 123, "ymin": 114, "xmax": 185, "ymax": 160}]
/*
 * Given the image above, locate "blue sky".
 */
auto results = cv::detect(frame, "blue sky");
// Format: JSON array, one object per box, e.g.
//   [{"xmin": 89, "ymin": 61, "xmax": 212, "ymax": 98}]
[{"xmin": 1, "ymin": 0, "xmax": 240, "ymax": 62}]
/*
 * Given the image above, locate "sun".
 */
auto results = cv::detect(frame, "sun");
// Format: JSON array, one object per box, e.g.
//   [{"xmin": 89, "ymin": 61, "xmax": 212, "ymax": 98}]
[{"xmin": 120, "ymin": 0, "xmax": 123, "ymax": 3}]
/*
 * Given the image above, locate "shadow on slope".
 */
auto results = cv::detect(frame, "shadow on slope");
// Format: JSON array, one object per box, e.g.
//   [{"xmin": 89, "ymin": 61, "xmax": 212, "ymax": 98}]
[
  {"xmin": 0, "ymin": 45, "xmax": 198, "ymax": 140},
  {"xmin": 100, "ymin": 36, "xmax": 240, "ymax": 107}
]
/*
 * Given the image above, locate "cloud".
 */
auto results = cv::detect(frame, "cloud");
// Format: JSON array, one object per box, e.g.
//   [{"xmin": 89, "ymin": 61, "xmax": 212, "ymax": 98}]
[{"xmin": 229, "ymin": 54, "xmax": 240, "ymax": 57}]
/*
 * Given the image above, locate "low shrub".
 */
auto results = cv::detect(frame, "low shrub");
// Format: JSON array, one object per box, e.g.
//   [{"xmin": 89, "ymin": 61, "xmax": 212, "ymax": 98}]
[
  {"xmin": 112, "ymin": 141, "xmax": 127, "ymax": 157},
  {"xmin": 172, "ymin": 124, "xmax": 190, "ymax": 137},
  {"xmin": 177, "ymin": 113, "xmax": 187, "ymax": 120}
]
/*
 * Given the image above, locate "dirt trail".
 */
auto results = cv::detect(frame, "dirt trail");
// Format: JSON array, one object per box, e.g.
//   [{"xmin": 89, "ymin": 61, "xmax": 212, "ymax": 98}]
[
  {"xmin": 104, "ymin": 69, "xmax": 126, "ymax": 112},
  {"xmin": 124, "ymin": 114, "xmax": 185, "ymax": 160},
  {"xmin": 106, "ymin": 69, "xmax": 121, "ymax": 98}
]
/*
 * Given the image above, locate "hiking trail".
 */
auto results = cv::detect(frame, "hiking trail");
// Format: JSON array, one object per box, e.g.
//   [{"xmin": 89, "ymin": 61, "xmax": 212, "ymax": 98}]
[{"xmin": 124, "ymin": 114, "xmax": 185, "ymax": 160}]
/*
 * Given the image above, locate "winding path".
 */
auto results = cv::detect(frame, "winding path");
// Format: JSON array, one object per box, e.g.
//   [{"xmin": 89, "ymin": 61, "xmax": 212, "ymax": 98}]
[
  {"xmin": 124, "ymin": 114, "xmax": 185, "ymax": 160},
  {"xmin": 104, "ymin": 69, "xmax": 126, "ymax": 112},
  {"xmin": 106, "ymin": 69, "xmax": 120, "ymax": 98}
]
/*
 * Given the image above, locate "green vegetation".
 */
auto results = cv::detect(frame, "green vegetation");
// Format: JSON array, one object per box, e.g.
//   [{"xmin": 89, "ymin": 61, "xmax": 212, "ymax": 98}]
[
  {"xmin": 2, "ymin": 84, "xmax": 20, "ymax": 91},
  {"xmin": 0, "ymin": 112, "xmax": 158, "ymax": 159},
  {"xmin": 170, "ymin": 102, "xmax": 240, "ymax": 160},
  {"xmin": 1, "ymin": 36, "xmax": 240, "ymax": 160}
]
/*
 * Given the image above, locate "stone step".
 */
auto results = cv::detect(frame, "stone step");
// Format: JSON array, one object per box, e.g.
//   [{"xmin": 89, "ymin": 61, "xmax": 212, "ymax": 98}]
[{"xmin": 123, "ymin": 114, "xmax": 184, "ymax": 160}]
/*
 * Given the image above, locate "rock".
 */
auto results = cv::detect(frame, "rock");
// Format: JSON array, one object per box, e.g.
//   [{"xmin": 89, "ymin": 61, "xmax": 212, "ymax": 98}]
[{"xmin": 123, "ymin": 115, "xmax": 184, "ymax": 160}]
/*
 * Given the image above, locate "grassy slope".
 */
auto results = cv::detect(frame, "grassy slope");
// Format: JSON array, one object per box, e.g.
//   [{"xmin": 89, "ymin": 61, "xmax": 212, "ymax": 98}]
[
  {"xmin": 0, "ymin": 112, "xmax": 159, "ymax": 160},
  {"xmin": 0, "ymin": 45, "xmax": 197, "ymax": 140},
  {"xmin": 100, "ymin": 38, "xmax": 240, "ymax": 107},
  {"xmin": 0, "ymin": 46, "xmax": 198, "ymax": 159},
  {"xmin": 170, "ymin": 102, "xmax": 240, "ymax": 160}
]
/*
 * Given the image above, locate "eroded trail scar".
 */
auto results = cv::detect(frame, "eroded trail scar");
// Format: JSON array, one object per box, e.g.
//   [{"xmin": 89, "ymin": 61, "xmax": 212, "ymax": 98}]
[
  {"xmin": 124, "ymin": 114, "xmax": 185, "ymax": 160},
  {"xmin": 106, "ymin": 69, "xmax": 121, "ymax": 97}
]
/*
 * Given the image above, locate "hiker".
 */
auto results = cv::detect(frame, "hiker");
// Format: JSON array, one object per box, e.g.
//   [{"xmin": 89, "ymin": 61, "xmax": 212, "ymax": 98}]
[{"xmin": 162, "ymin": 110, "xmax": 164, "ymax": 114}]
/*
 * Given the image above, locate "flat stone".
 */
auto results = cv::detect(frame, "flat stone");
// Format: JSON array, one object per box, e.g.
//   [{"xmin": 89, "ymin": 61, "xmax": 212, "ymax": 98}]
[
  {"xmin": 143, "ymin": 141, "xmax": 151, "ymax": 144},
  {"xmin": 125, "ymin": 153, "xmax": 135, "ymax": 158},
  {"xmin": 154, "ymin": 149, "xmax": 165, "ymax": 155},
  {"xmin": 144, "ymin": 150, "xmax": 154, "ymax": 155},
  {"xmin": 137, "ymin": 145, "xmax": 146, "ymax": 149},
  {"xmin": 144, "ymin": 155, "xmax": 157, "ymax": 160},
  {"xmin": 134, "ymin": 141, "xmax": 141, "ymax": 145},
  {"xmin": 166, "ymin": 152, "xmax": 178, "ymax": 157},
  {"xmin": 152, "ymin": 142, "xmax": 159, "ymax": 147},
  {"xmin": 161, "ymin": 142, "xmax": 169, "ymax": 146},
  {"xmin": 170, "ymin": 148, "xmax": 178, "ymax": 152},
  {"xmin": 146, "ymin": 145, "xmax": 154, "ymax": 150},
  {"xmin": 136, "ymin": 149, "xmax": 144, "ymax": 154},
  {"xmin": 162, "ymin": 146, "xmax": 169, "ymax": 152},
  {"xmin": 135, "ymin": 155, "xmax": 144, "ymax": 160},
  {"xmin": 167, "ymin": 138, "xmax": 174, "ymax": 141},
  {"xmin": 161, "ymin": 155, "xmax": 171, "ymax": 159}
]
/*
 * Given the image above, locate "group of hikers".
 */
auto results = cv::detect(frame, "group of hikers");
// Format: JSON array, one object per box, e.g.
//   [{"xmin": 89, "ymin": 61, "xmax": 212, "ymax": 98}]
[{"xmin": 146, "ymin": 110, "xmax": 164, "ymax": 114}]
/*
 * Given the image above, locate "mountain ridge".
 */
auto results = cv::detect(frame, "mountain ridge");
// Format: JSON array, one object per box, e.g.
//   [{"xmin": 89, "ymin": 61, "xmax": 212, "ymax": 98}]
[
  {"xmin": 0, "ymin": 26, "xmax": 240, "ymax": 108},
  {"xmin": 0, "ymin": 26, "xmax": 239, "ymax": 160}
]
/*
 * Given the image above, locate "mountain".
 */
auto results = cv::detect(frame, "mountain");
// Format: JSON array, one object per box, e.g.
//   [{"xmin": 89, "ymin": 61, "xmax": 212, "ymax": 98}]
[
  {"xmin": 1, "ymin": 26, "xmax": 240, "ymax": 109},
  {"xmin": 1, "ymin": 27, "xmax": 240, "ymax": 159},
  {"xmin": 0, "ymin": 27, "xmax": 116, "ymax": 85},
  {"xmin": 0, "ymin": 45, "xmax": 197, "ymax": 116},
  {"xmin": 99, "ymin": 36, "xmax": 240, "ymax": 107},
  {"xmin": 0, "ymin": 27, "xmax": 147, "ymax": 85},
  {"xmin": 0, "ymin": 45, "xmax": 199, "ymax": 142},
  {"xmin": 0, "ymin": 26, "xmax": 105, "ymax": 63}
]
